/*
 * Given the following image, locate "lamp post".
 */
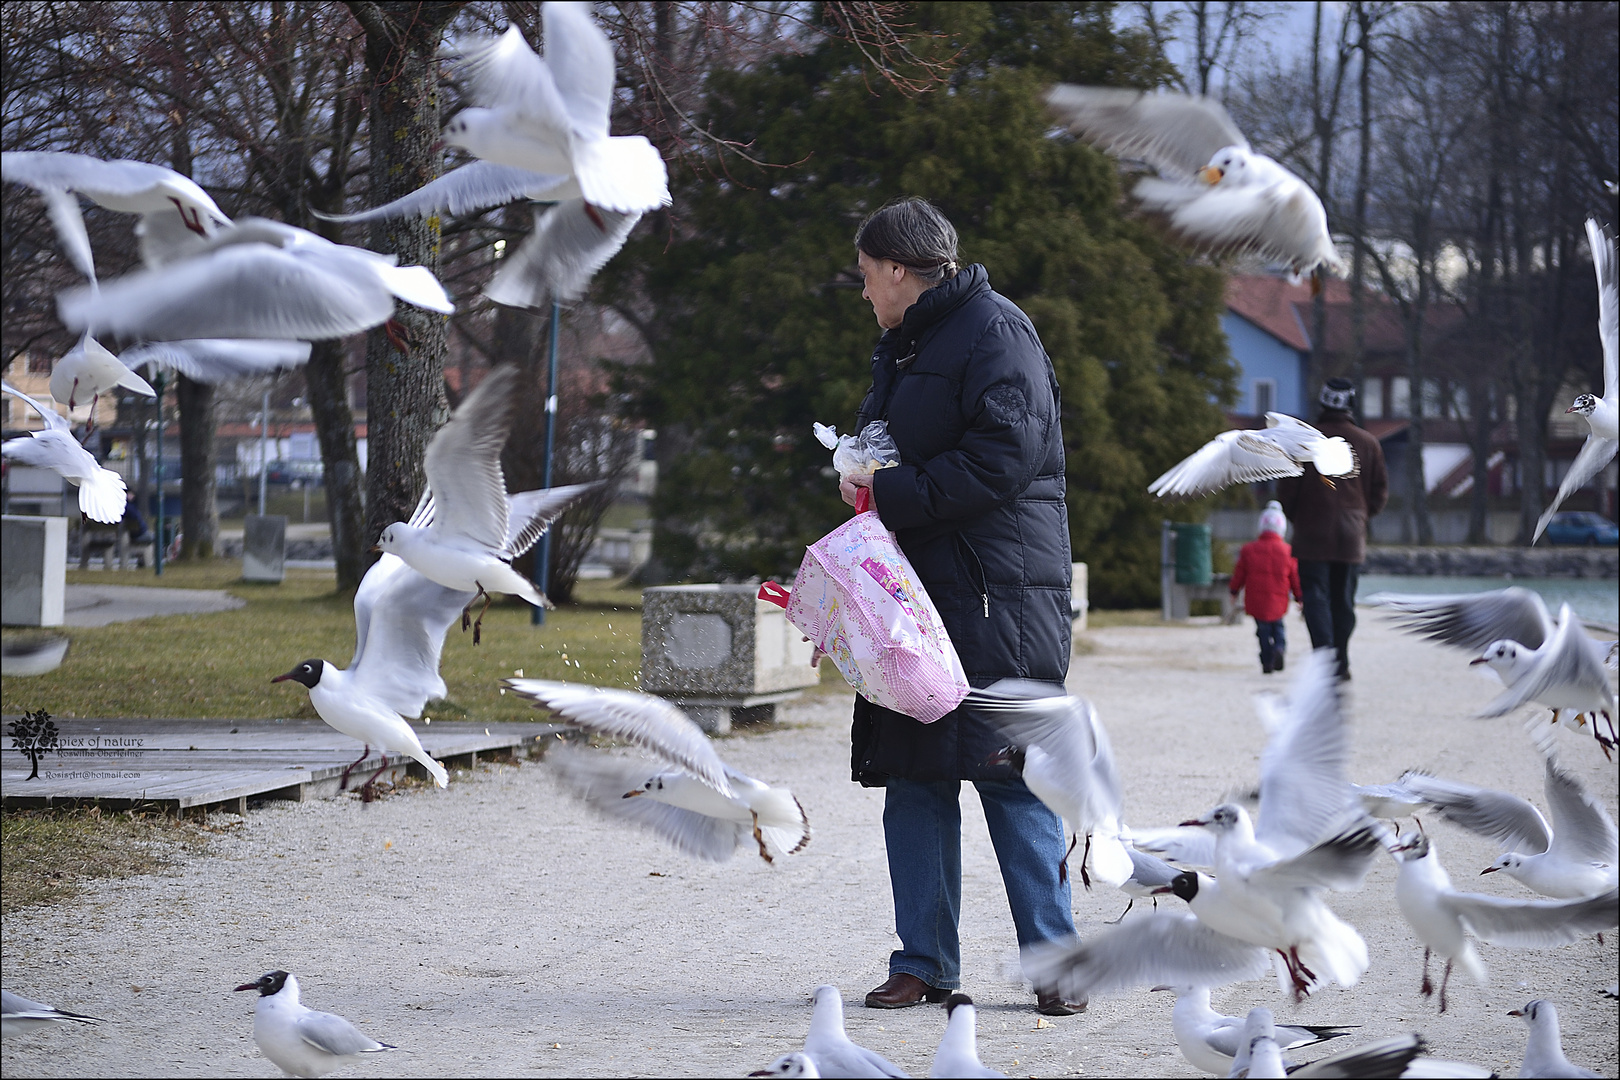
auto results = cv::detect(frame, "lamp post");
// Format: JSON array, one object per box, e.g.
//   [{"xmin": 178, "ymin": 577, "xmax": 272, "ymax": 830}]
[
  {"xmin": 152, "ymin": 371, "xmax": 166, "ymax": 576},
  {"xmin": 258, "ymin": 388, "xmax": 270, "ymax": 516},
  {"xmin": 532, "ymin": 299, "xmax": 560, "ymax": 626}
]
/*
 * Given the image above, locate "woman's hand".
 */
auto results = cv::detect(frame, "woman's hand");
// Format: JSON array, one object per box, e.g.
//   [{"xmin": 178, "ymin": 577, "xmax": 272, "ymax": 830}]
[{"xmin": 840, "ymin": 472, "xmax": 876, "ymax": 510}]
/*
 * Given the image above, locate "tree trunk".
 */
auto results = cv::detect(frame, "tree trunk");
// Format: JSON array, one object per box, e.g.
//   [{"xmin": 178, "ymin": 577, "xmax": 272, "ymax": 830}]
[
  {"xmin": 1347, "ymin": 2, "xmax": 1373, "ymax": 424},
  {"xmin": 1465, "ymin": 380, "xmax": 1494, "ymax": 543},
  {"xmin": 347, "ymin": 0, "xmax": 465, "ymax": 555},
  {"xmin": 1403, "ymin": 274, "xmax": 1433, "ymax": 545},
  {"xmin": 306, "ymin": 339, "xmax": 366, "ymax": 589},
  {"xmin": 176, "ymin": 375, "xmax": 218, "ymax": 558}
]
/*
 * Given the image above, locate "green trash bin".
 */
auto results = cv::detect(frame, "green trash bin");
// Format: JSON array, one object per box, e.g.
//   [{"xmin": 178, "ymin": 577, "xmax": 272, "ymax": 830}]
[{"xmin": 1175, "ymin": 523, "xmax": 1212, "ymax": 586}]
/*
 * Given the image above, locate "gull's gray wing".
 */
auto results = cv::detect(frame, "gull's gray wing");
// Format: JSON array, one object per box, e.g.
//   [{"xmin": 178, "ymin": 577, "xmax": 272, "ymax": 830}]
[
  {"xmin": 349, "ymin": 553, "xmax": 473, "ymax": 718},
  {"xmin": 485, "ymin": 200, "xmax": 641, "ymax": 308},
  {"xmin": 1148, "ymin": 429, "xmax": 1303, "ymax": 499},
  {"xmin": 1394, "ymin": 771, "xmax": 1551, "ymax": 854},
  {"xmin": 1125, "ymin": 846, "xmax": 1182, "ymax": 892},
  {"xmin": 313, "ymin": 161, "xmax": 573, "ymax": 223},
  {"xmin": 1591, "ymin": 218, "xmax": 1617, "ymax": 401},
  {"xmin": 297, "ymin": 1009, "xmax": 388, "ymax": 1057},
  {"xmin": 58, "ymin": 243, "xmax": 396, "ymax": 342},
  {"xmin": 1289, "ymin": 1035, "xmax": 1427, "ymax": 1079},
  {"xmin": 1449, "ymin": 886, "xmax": 1618, "ymax": 947},
  {"xmin": 1370, "ymin": 587, "xmax": 1554, "ymax": 651},
  {"xmin": 967, "ymin": 690, "xmax": 1123, "ymax": 821},
  {"xmin": 1043, "ymin": 86, "xmax": 1248, "ymax": 180},
  {"xmin": 503, "ymin": 679, "xmax": 735, "ymax": 799},
  {"xmin": 1, "ymin": 989, "xmax": 102, "ymax": 1026},
  {"xmin": 1127, "ymin": 824, "xmax": 1219, "ymax": 868},
  {"xmin": 1540, "ymin": 745, "xmax": 1620, "ymax": 864},
  {"xmin": 1534, "ymin": 433, "xmax": 1620, "ymax": 543},
  {"xmin": 1253, "ymin": 821, "xmax": 1383, "ymax": 892},
  {"xmin": 1018, "ymin": 912, "xmax": 1272, "ymax": 1001},
  {"xmin": 548, "ymin": 747, "xmax": 746, "ymax": 862},
  {"xmin": 422, "ymin": 365, "xmax": 517, "ymax": 552},
  {"xmin": 1478, "ymin": 606, "xmax": 1612, "ymax": 717},
  {"xmin": 1, "ymin": 380, "xmax": 70, "ymax": 432},
  {"xmin": 119, "ymin": 339, "xmax": 311, "ymax": 384},
  {"xmin": 1256, "ymin": 648, "xmax": 1354, "ymax": 857},
  {"xmin": 505, "ymin": 483, "xmax": 599, "ymax": 558}
]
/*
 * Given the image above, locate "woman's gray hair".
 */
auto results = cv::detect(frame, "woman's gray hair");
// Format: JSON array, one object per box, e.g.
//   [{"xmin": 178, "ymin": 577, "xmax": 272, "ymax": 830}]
[{"xmin": 854, "ymin": 197, "xmax": 959, "ymax": 285}]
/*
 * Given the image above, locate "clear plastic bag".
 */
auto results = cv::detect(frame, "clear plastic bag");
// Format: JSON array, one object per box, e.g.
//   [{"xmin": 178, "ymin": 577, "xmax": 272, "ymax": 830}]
[{"xmin": 814, "ymin": 420, "xmax": 900, "ymax": 482}]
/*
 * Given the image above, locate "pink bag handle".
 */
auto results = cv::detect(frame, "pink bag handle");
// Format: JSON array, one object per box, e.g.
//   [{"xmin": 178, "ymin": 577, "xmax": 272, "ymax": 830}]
[{"xmin": 757, "ymin": 581, "xmax": 791, "ymax": 608}]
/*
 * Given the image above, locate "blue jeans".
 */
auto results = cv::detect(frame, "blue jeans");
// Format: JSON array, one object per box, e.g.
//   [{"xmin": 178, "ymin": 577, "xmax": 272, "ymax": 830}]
[
  {"xmin": 882, "ymin": 776, "xmax": 1076, "ymax": 989},
  {"xmin": 1255, "ymin": 618, "xmax": 1286, "ymax": 668},
  {"xmin": 1298, "ymin": 560, "xmax": 1359, "ymax": 675}
]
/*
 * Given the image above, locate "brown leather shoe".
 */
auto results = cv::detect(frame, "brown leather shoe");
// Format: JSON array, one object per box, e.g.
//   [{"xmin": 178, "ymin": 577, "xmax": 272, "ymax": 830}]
[
  {"xmin": 865, "ymin": 973, "xmax": 949, "ymax": 1009},
  {"xmin": 1036, "ymin": 990, "xmax": 1087, "ymax": 1016}
]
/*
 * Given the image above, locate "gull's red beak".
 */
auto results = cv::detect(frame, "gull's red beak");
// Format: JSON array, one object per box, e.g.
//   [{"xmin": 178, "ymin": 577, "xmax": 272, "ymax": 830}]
[
  {"xmin": 1479, "ymin": 865, "xmax": 1500, "ymax": 875},
  {"xmin": 1469, "ymin": 656, "xmax": 1489, "ymax": 666},
  {"xmin": 233, "ymin": 982, "xmax": 257, "ymax": 992},
  {"xmin": 1179, "ymin": 817, "xmax": 1208, "ymax": 828},
  {"xmin": 271, "ymin": 670, "xmax": 297, "ymax": 683},
  {"xmin": 1566, "ymin": 405, "xmax": 1579, "ymax": 413}
]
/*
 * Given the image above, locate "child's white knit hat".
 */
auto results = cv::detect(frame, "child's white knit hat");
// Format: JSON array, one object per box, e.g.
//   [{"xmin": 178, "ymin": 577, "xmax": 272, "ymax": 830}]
[{"xmin": 1258, "ymin": 500, "xmax": 1288, "ymax": 536}]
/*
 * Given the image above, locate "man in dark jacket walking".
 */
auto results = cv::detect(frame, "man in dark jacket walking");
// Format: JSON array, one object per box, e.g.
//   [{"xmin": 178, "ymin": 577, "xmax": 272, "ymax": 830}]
[
  {"xmin": 1276, "ymin": 377, "xmax": 1388, "ymax": 680},
  {"xmin": 839, "ymin": 198, "xmax": 1080, "ymax": 1016}
]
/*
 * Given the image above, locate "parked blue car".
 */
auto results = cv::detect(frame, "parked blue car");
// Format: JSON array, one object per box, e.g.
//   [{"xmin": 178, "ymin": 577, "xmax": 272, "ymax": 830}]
[{"xmin": 1541, "ymin": 511, "xmax": 1619, "ymax": 545}]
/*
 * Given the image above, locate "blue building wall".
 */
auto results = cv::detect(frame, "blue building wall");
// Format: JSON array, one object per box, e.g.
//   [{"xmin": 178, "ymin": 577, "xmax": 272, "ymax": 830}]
[{"xmin": 1220, "ymin": 312, "xmax": 1307, "ymax": 418}]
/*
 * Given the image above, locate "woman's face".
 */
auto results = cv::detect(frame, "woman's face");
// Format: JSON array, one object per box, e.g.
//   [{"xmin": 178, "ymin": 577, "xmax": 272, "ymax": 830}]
[{"xmin": 858, "ymin": 250, "xmax": 926, "ymax": 330}]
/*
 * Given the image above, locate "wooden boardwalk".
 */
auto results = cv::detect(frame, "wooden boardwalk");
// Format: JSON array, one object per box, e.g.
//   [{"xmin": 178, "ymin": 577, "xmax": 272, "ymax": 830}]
[{"xmin": 0, "ymin": 716, "xmax": 573, "ymax": 815}]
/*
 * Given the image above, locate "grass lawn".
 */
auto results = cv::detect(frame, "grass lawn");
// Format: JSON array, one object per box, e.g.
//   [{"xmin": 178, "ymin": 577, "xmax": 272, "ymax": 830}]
[
  {"xmin": 1, "ymin": 808, "xmax": 219, "ymax": 915},
  {"xmin": 0, "ymin": 561, "xmax": 647, "ymax": 723}
]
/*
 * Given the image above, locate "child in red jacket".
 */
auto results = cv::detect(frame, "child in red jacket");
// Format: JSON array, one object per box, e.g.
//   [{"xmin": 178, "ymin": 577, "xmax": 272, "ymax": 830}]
[{"xmin": 1230, "ymin": 501, "xmax": 1303, "ymax": 674}]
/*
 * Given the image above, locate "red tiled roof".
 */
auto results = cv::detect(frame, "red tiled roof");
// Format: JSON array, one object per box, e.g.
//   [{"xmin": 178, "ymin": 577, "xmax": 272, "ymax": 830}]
[{"xmin": 1225, "ymin": 274, "xmax": 1464, "ymax": 361}]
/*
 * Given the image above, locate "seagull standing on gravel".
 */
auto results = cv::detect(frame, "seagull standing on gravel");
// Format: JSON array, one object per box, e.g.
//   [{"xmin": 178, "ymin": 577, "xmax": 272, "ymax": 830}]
[
  {"xmin": 426, "ymin": 3, "xmax": 670, "ymax": 307},
  {"xmin": 375, "ymin": 365, "xmax": 561, "ymax": 643},
  {"xmin": 234, "ymin": 971, "xmax": 393, "ymax": 1079},
  {"xmin": 972, "ymin": 682, "xmax": 1132, "ymax": 888},
  {"xmin": 801, "ymin": 985, "xmax": 908, "ymax": 1079},
  {"xmin": 1043, "ymin": 87, "xmax": 1346, "ymax": 286},
  {"xmin": 273, "ymin": 553, "xmax": 463, "ymax": 795},
  {"xmin": 2, "ymin": 381, "xmax": 127, "ymax": 523},
  {"xmin": 750, "ymin": 1052, "xmax": 822, "ymax": 1077},
  {"xmin": 1372, "ymin": 588, "xmax": 1617, "ymax": 755},
  {"xmin": 1149, "ymin": 984, "xmax": 1352, "ymax": 1076},
  {"xmin": 1509, "ymin": 999, "xmax": 1601, "ymax": 1079},
  {"xmin": 1, "ymin": 989, "xmax": 103, "ymax": 1037},
  {"xmin": 1393, "ymin": 743, "xmax": 1618, "ymax": 899},
  {"xmin": 1105, "ymin": 845, "xmax": 1183, "ymax": 922},
  {"xmin": 1148, "ymin": 413, "xmax": 1356, "ymax": 499},
  {"xmin": 1535, "ymin": 219, "xmax": 1617, "ymax": 543},
  {"xmin": 929, "ymin": 995, "xmax": 1004, "ymax": 1079},
  {"xmin": 505, "ymin": 679, "xmax": 810, "ymax": 863},
  {"xmin": 1390, "ymin": 832, "xmax": 1617, "ymax": 1012}
]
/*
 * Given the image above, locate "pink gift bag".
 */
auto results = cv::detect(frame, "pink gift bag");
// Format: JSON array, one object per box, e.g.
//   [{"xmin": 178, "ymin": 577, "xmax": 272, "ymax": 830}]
[{"xmin": 760, "ymin": 509, "xmax": 969, "ymax": 723}]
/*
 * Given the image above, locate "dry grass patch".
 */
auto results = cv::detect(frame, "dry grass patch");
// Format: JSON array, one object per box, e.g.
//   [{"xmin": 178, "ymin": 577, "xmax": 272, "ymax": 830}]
[{"xmin": 1, "ymin": 807, "xmax": 218, "ymax": 914}]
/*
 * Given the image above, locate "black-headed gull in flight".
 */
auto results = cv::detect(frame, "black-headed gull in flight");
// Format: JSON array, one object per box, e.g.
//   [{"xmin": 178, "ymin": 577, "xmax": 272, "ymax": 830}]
[
  {"xmin": 45, "ymin": 335, "xmax": 155, "ymax": 415},
  {"xmin": 505, "ymin": 679, "xmax": 809, "ymax": 863},
  {"xmin": 929, "ymin": 994, "xmax": 1004, "ymax": 1078},
  {"xmin": 1390, "ymin": 832, "xmax": 1617, "ymax": 1012},
  {"xmin": 2, "ymin": 380, "xmax": 127, "ymax": 523},
  {"xmin": 1535, "ymin": 219, "xmax": 1617, "ymax": 543},
  {"xmin": 430, "ymin": 3, "xmax": 670, "ymax": 308},
  {"xmin": 800, "ymin": 985, "xmax": 907, "ymax": 1078},
  {"xmin": 376, "ymin": 366, "xmax": 595, "ymax": 643},
  {"xmin": 1150, "ymin": 984, "xmax": 1352, "ymax": 1075},
  {"xmin": 273, "ymin": 553, "xmax": 463, "ymax": 794},
  {"xmin": 972, "ymin": 681, "xmax": 1131, "ymax": 888},
  {"xmin": 1509, "ymin": 999, "xmax": 1601, "ymax": 1079},
  {"xmin": 1372, "ymin": 587, "xmax": 1617, "ymax": 754},
  {"xmin": 1, "ymin": 150, "xmax": 231, "ymax": 278},
  {"xmin": 1, "ymin": 989, "xmax": 103, "ymax": 1037},
  {"xmin": 234, "ymin": 971, "xmax": 393, "ymax": 1078},
  {"xmin": 57, "ymin": 217, "xmax": 451, "ymax": 345},
  {"xmin": 1043, "ymin": 87, "xmax": 1346, "ymax": 286},
  {"xmin": 1148, "ymin": 413, "xmax": 1356, "ymax": 499},
  {"xmin": 1392, "ymin": 735, "xmax": 1617, "ymax": 899}
]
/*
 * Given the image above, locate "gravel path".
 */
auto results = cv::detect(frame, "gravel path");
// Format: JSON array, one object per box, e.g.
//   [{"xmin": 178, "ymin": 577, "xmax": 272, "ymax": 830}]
[{"xmin": 3, "ymin": 609, "xmax": 1617, "ymax": 1078}]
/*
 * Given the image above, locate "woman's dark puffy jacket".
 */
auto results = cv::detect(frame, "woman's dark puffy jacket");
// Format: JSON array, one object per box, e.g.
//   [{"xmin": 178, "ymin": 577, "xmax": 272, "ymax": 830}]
[{"xmin": 850, "ymin": 263, "xmax": 1071, "ymax": 785}]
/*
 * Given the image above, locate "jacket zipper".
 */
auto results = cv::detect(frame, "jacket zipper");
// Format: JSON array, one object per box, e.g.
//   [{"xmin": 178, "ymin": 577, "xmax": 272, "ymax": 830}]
[{"xmin": 957, "ymin": 535, "xmax": 990, "ymax": 617}]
